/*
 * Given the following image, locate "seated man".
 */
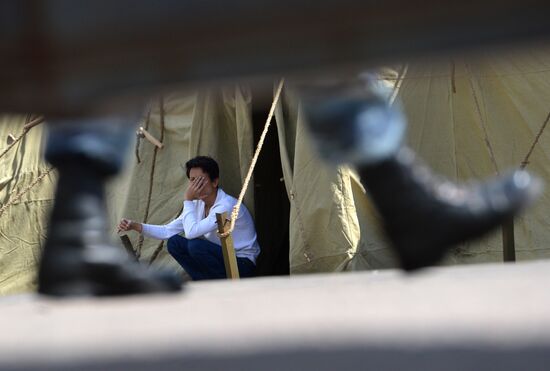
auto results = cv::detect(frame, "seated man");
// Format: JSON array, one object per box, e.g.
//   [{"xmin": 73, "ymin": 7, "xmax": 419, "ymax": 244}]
[{"xmin": 118, "ymin": 156, "xmax": 260, "ymax": 280}]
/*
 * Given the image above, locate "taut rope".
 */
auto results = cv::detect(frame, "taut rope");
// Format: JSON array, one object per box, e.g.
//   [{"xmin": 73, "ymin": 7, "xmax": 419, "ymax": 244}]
[
  {"xmin": 0, "ymin": 166, "xmax": 55, "ymax": 218},
  {"xmin": 219, "ymin": 79, "xmax": 285, "ymax": 238},
  {"xmin": 520, "ymin": 110, "xmax": 550, "ymax": 169},
  {"xmin": 0, "ymin": 116, "xmax": 44, "ymax": 161},
  {"xmin": 0, "ymin": 116, "xmax": 50, "ymax": 218}
]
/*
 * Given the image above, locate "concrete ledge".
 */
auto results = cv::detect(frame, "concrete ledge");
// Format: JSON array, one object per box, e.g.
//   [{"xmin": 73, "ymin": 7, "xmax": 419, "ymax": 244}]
[{"xmin": 1, "ymin": 260, "xmax": 550, "ymax": 370}]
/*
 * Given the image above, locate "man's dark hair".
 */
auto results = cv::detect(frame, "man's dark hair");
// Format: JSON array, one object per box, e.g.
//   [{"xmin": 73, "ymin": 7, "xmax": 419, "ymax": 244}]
[{"xmin": 185, "ymin": 156, "xmax": 219, "ymax": 181}]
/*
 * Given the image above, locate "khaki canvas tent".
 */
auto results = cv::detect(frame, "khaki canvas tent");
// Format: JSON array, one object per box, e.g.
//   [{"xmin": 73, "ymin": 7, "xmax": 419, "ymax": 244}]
[
  {"xmin": 1, "ymin": 50, "xmax": 550, "ymax": 295},
  {"xmin": 398, "ymin": 51, "xmax": 550, "ymax": 263},
  {"xmin": 0, "ymin": 115, "xmax": 56, "ymax": 294}
]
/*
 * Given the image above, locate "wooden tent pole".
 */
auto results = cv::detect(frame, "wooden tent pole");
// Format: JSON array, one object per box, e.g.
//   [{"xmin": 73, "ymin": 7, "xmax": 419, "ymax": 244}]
[
  {"xmin": 216, "ymin": 212, "xmax": 240, "ymax": 279},
  {"xmin": 502, "ymin": 218, "xmax": 516, "ymax": 262}
]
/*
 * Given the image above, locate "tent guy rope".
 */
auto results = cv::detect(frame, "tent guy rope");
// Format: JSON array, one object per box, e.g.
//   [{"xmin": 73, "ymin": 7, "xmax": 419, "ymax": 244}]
[
  {"xmin": 219, "ymin": 78, "xmax": 285, "ymax": 238},
  {"xmin": 0, "ymin": 115, "xmax": 50, "ymax": 219},
  {"xmin": 0, "ymin": 116, "xmax": 44, "ymax": 161},
  {"xmin": 0, "ymin": 166, "xmax": 54, "ymax": 218},
  {"xmin": 520, "ymin": 110, "xmax": 550, "ymax": 169},
  {"xmin": 137, "ymin": 99, "xmax": 165, "ymax": 258}
]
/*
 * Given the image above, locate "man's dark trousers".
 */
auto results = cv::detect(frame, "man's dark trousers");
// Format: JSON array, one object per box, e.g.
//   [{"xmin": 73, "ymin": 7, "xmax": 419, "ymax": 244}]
[{"xmin": 167, "ymin": 235, "xmax": 256, "ymax": 280}]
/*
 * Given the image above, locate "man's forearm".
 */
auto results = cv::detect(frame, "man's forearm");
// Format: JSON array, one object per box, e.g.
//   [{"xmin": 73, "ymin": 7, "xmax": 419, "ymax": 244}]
[
  {"xmin": 131, "ymin": 222, "xmax": 143, "ymax": 233},
  {"xmin": 141, "ymin": 219, "xmax": 185, "ymax": 240}
]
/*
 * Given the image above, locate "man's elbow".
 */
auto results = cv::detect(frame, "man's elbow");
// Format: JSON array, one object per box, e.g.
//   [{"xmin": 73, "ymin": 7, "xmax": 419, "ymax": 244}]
[{"xmin": 184, "ymin": 228, "xmax": 201, "ymax": 240}]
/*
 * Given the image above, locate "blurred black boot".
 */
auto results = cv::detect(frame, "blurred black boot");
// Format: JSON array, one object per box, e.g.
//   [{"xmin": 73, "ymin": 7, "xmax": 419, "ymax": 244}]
[
  {"xmin": 300, "ymin": 79, "xmax": 542, "ymax": 270},
  {"xmin": 38, "ymin": 117, "xmax": 182, "ymax": 296},
  {"xmin": 357, "ymin": 148, "xmax": 540, "ymax": 270}
]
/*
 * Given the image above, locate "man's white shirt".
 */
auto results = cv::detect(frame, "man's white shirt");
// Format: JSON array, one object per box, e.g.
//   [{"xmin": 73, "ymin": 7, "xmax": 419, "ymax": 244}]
[{"xmin": 141, "ymin": 188, "xmax": 260, "ymax": 263}]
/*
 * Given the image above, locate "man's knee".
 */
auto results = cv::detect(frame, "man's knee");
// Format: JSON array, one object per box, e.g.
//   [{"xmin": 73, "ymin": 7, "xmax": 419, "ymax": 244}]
[{"xmin": 167, "ymin": 235, "xmax": 186, "ymax": 256}]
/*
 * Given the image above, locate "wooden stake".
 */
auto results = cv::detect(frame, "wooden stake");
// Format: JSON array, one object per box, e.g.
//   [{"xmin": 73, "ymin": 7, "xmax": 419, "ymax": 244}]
[
  {"xmin": 23, "ymin": 116, "xmax": 45, "ymax": 131},
  {"xmin": 502, "ymin": 217, "xmax": 516, "ymax": 262},
  {"xmin": 119, "ymin": 234, "xmax": 138, "ymax": 261},
  {"xmin": 137, "ymin": 127, "xmax": 164, "ymax": 149},
  {"xmin": 216, "ymin": 212, "xmax": 240, "ymax": 279}
]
